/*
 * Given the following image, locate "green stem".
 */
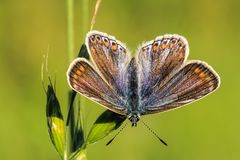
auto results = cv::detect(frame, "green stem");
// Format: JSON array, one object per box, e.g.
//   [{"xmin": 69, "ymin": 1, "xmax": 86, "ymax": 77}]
[
  {"xmin": 79, "ymin": 0, "xmax": 89, "ymax": 141},
  {"xmin": 66, "ymin": 0, "xmax": 74, "ymax": 159},
  {"xmin": 81, "ymin": 0, "xmax": 89, "ymax": 43},
  {"xmin": 67, "ymin": 0, "xmax": 74, "ymax": 62}
]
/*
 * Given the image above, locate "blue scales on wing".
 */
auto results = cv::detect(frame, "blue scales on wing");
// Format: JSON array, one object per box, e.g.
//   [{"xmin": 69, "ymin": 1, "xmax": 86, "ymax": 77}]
[
  {"xmin": 67, "ymin": 31, "xmax": 134, "ymax": 115},
  {"xmin": 86, "ymin": 31, "xmax": 131, "ymax": 100},
  {"xmin": 139, "ymin": 60, "xmax": 220, "ymax": 114},
  {"xmin": 137, "ymin": 34, "xmax": 218, "ymax": 114},
  {"xmin": 137, "ymin": 34, "xmax": 188, "ymax": 110}
]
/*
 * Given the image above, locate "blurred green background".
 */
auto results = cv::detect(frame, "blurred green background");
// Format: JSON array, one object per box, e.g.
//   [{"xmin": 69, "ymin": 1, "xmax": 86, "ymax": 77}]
[{"xmin": 1, "ymin": 0, "xmax": 240, "ymax": 159}]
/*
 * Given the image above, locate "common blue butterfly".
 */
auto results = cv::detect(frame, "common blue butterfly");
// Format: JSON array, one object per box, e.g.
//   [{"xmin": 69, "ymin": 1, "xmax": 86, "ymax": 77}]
[{"xmin": 67, "ymin": 31, "xmax": 220, "ymax": 127}]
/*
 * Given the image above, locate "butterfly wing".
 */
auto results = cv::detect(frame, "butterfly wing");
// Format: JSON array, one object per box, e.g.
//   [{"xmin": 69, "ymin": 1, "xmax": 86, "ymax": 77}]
[
  {"xmin": 67, "ymin": 58, "xmax": 127, "ymax": 115},
  {"xmin": 137, "ymin": 34, "xmax": 189, "ymax": 102},
  {"xmin": 137, "ymin": 34, "xmax": 220, "ymax": 114},
  {"xmin": 140, "ymin": 61, "xmax": 220, "ymax": 114},
  {"xmin": 86, "ymin": 31, "xmax": 130, "ymax": 99}
]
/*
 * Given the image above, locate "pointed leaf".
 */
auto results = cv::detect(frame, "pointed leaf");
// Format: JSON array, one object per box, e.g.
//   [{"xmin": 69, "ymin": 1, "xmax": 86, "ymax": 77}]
[
  {"xmin": 46, "ymin": 85, "xmax": 65, "ymax": 159},
  {"xmin": 70, "ymin": 98, "xmax": 85, "ymax": 152},
  {"xmin": 87, "ymin": 110, "xmax": 126, "ymax": 144},
  {"xmin": 78, "ymin": 44, "xmax": 89, "ymax": 59}
]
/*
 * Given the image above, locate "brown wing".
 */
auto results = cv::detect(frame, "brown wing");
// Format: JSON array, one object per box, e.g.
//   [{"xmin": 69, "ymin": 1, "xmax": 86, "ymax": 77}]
[
  {"xmin": 137, "ymin": 34, "xmax": 189, "ymax": 102},
  {"xmin": 86, "ymin": 31, "xmax": 130, "ymax": 99},
  {"xmin": 67, "ymin": 58, "xmax": 127, "ymax": 115},
  {"xmin": 141, "ymin": 61, "xmax": 220, "ymax": 114}
]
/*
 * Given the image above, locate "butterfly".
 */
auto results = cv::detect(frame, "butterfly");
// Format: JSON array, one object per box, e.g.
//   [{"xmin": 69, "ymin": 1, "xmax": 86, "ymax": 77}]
[{"xmin": 67, "ymin": 31, "xmax": 220, "ymax": 127}]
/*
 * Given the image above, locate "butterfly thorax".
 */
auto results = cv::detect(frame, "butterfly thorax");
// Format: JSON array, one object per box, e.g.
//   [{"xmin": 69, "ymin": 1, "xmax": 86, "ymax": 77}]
[{"xmin": 126, "ymin": 58, "xmax": 141, "ymax": 127}]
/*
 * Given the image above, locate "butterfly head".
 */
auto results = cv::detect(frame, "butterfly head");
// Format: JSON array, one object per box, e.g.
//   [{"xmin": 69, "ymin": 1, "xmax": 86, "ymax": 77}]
[{"xmin": 128, "ymin": 113, "xmax": 140, "ymax": 127}]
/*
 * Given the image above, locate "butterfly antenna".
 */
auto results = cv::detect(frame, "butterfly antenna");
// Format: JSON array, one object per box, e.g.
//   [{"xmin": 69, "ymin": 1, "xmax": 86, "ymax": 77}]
[
  {"xmin": 106, "ymin": 122, "xmax": 128, "ymax": 146},
  {"xmin": 140, "ymin": 120, "xmax": 168, "ymax": 146}
]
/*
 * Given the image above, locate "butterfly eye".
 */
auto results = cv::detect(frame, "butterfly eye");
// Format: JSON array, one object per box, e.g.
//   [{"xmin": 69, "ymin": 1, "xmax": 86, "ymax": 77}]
[
  {"xmin": 110, "ymin": 40, "xmax": 118, "ymax": 52},
  {"xmin": 102, "ymin": 37, "xmax": 110, "ymax": 47}
]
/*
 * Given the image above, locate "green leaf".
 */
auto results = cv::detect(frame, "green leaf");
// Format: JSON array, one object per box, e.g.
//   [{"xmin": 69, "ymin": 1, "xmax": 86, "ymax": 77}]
[
  {"xmin": 86, "ymin": 110, "xmax": 126, "ymax": 144},
  {"xmin": 69, "ymin": 149, "xmax": 87, "ymax": 160},
  {"xmin": 78, "ymin": 44, "xmax": 89, "ymax": 59},
  {"xmin": 69, "ymin": 96, "xmax": 85, "ymax": 153},
  {"xmin": 46, "ymin": 84, "xmax": 65, "ymax": 159}
]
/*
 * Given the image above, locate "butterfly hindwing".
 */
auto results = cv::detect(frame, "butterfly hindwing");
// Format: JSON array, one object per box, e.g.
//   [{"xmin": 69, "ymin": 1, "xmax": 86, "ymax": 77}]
[
  {"xmin": 67, "ymin": 58, "xmax": 127, "ymax": 115},
  {"xmin": 140, "ymin": 61, "xmax": 220, "ymax": 114},
  {"xmin": 137, "ymin": 34, "xmax": 189, "ymax": 101},
  {"xmin": 86, "ymin": 31, "xmax": 130, "ymax": 98}
]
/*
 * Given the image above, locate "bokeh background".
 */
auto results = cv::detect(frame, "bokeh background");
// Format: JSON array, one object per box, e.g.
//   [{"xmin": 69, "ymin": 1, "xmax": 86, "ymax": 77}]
[{"xmin": 1, "ymin": 0, "xmax": 240, "ymax": 159}]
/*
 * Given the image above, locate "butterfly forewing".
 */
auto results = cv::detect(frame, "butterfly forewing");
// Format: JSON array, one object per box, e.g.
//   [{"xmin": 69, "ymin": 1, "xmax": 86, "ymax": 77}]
[
  {"xmin": 141, "ymin": 61, "xmax": 220, "ymax": 115},
  {"xmin": 67, "ymin": 58, "xmax": 127, "ymax": 115},
  {"xmin": 86, "ymin": 31, "xmax": 130, "ymax": 98},
  {"xmin": 137, "ymin": 34, "xmax": 189, "ymax": 102}
]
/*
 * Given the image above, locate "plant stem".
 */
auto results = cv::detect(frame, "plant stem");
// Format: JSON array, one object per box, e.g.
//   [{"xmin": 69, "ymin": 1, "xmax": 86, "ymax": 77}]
[
  {"xmin": 81, "ymin": 0, "xmax": 89, "ymax": 43},
  {"xmin": 67, "ymin": 0, "xmax": 74, "ymax": 62},
  {"xmin": 66, "ymin": 0, "xmax": 74, "ymax": 159},
  {"xmin": 90, "ymin": 0, "xmax": 102, "ymax": 30}
]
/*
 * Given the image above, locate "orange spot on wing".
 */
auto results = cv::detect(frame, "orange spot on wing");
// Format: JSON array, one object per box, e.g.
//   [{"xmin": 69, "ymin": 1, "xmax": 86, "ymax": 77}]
[
  {"xmin": 96, "ymin": 36, "xmax": 103, "ymax": 44},
  {"xmin": 76, "ymin": 69, "xmax": 82, "ymax": 76},
  {"xmin": 179, "ymin": 51, "xmax": 184, "ymax": 59},
  {"xmin": 79, "ymin": 65, "xmax": 85, "ymax": 72},
  {"xmin": 103, "ymin": 38, "xmax": 110, "ymax": 47},
  {"xmin": 111, "ymin": 42, "xmax": 118, "ymax": 51},
  {"xmin": 170, "ymin": 39, "xmax": 176, "ymax": 48},
  {"xmin": 161, "ymin": 42, "xmax": 167, "ymax": 49},
  {"xmin": 152, "ymin": 42, "xmax": 159, "ymax": 53},
  {"xmin": 74, "ymin": 65, "xmax": 85, "ymax": 77},
  {"xmin": 73, "ymin": 74, "xmax": 78, "ymax": 79},
  {"xmin": 199, "ymin": 72, "xmax": 205, "ymax": 78},
  {"xmin": 205, "ymin": 76, "xmax": 212, "ymax": 81},
  {"xmin": 194, "ymin": 68, "xmax": 201, "ymax": 74}
]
